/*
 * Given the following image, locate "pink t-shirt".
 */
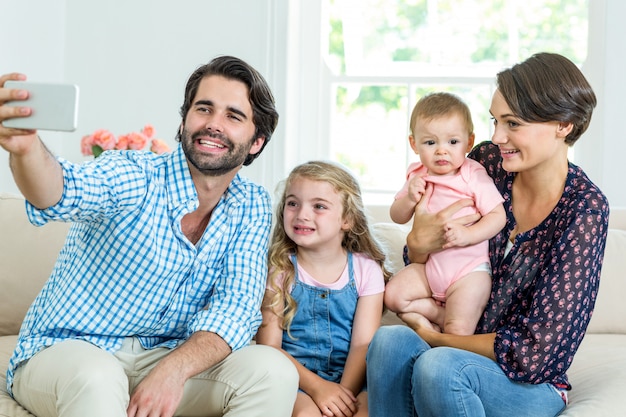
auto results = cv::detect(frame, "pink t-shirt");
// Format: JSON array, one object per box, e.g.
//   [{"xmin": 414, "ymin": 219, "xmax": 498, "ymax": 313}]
[
  {"xmin": 267, "ymin": 252, "xmax": 385, "ymax": 297},
  {"xmin": 395, "ymin": 158, "xmax": 504, "ymax": 300},
  {"xmin": 396, "ymin": 158, "xmax": 504, "ymax": 218}
]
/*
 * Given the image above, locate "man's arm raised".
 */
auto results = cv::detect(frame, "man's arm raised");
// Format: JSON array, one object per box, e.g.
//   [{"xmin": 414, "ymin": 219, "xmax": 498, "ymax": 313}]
[{"xmin": 0, "ymin": 73, "xmax": 63, "ymax": 208}]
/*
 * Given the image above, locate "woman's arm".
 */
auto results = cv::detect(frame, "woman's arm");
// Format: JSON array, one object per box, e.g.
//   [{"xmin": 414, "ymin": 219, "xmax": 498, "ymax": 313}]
[
  {"xmin": 443, "ymin": 203, "xmax": 506, "ymax": 249},
  {"xmin": 400, "ymin": 312, "xmax": 496, "ymax": 360},
  {"xmin": 492, "ymin": 208, "xmax": 608, "ymax": 384},
  {"xmin": 406, "ymin": 184, "xmax": 480, "ymax": 262}
]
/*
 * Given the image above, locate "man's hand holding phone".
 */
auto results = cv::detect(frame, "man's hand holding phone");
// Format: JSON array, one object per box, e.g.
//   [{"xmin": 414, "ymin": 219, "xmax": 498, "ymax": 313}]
[
  {"xmin": 0, "ymin": 73, "xmax": 39, "ymax": 155},
  {"xmin": 0, "ymin": 73, "xmax": 67, "ymax": 208},
  {"xmin": 1, "ymin": 77, "xmax": 79, "ymax": 133}
]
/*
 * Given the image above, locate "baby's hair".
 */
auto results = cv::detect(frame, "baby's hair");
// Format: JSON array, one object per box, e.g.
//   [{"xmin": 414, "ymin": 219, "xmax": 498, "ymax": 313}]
[
  {"xmin": 266, "ymin": 160, "xmax": 391, "ymax": 334},
  {"xmin": 409, "ymin": 92, "xmax": 474, "ymax": 137}
]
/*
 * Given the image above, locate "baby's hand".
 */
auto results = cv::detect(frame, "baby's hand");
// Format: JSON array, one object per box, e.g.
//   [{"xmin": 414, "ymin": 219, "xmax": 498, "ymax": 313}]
[
  {"xmin": 407, "ymin": 176, "xmax": 426, "ymax": 203},
  {"xmin": 443, "ymin": 223, "xmax": 473, "ymax": 248}
]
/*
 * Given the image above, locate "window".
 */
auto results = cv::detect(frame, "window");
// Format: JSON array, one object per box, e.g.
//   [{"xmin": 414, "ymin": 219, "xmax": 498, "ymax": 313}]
[{"xmin": 322, "ymin": 0, "xmax": 589, "ymax": 203}]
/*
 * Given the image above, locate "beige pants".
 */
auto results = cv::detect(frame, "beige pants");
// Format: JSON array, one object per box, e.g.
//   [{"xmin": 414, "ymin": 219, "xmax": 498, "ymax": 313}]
[{"xmin": 13, "ymin": 337, "xmax": 298, "ymax": 417}]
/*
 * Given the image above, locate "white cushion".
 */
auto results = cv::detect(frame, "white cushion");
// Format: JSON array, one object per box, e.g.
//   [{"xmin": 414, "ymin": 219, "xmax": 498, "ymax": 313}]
[
  {"xmin": 0, "ymin": 335, "xmax": 34, "ymax": 416},
  {"xmin": 560, "ymin": 334, "xmax": 626, "ymax": 417},
  {"xmin": 585, "ymin": 229, "xmax": 626, "ymax": 334}
]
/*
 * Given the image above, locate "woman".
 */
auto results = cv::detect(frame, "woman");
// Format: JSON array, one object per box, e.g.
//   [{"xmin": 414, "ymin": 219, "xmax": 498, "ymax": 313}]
[{"xmin": 367, "ymin": 52, "xmax": 609, "ymax": 417}]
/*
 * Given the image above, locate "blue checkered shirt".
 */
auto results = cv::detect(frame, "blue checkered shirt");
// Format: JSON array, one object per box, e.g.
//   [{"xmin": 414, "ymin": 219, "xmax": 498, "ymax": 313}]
[{"xmin": 6, "ymin": 144, "xmax": 272, "ymax": 395}]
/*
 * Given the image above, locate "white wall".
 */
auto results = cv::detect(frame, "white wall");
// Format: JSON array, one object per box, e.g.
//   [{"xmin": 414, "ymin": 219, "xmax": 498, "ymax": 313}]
[
  {"xmin": 579, "ymin": 0, "xmax": 626, "ymax": 208},
  {"xmin": 0, "ymin": 1, "xmax": 68, "ymax": 195},
  {"xmin": 2, "ymin": 0, "xmax": 625, "ymax": 208},
  {"xmin": 1, "ymin": 0, "xmax": 289, "ymax": 196}
]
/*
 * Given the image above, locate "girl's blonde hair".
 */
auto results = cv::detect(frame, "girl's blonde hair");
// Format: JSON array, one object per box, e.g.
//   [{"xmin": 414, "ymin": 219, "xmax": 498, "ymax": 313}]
[{"xmin": 266, "ymin": 160, "xmax": 391, "ymax": 334}]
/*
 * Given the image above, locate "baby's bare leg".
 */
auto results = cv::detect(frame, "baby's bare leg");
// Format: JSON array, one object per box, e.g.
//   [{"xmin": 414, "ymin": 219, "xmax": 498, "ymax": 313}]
[
  {"xmin": 384, "ymin": 263, "xmax": 444, "ymax": 326},
  {"xmin": 442, "ymin": 271, "xmax": 492, "ymax": 335}
]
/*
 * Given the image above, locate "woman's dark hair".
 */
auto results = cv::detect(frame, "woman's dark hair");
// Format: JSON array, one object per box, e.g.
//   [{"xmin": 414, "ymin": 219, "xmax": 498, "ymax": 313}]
[
  {"xmin": 177, "ymin": 55, "xmax": 279, "ymax": 165},
  {"xmin": 496, "ymin": 52, "xmax": 597, "ymax": 145}
]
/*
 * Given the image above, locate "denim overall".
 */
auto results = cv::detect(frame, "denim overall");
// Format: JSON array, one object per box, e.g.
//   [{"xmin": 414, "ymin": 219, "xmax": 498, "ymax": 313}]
[{"xmin": 282, "ymin": 252, "xmax": 358, "ymax": 383}]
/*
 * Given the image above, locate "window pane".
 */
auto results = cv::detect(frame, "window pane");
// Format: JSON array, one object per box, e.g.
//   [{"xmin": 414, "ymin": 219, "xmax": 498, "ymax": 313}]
[
  {"xmin": 330, "ymin": 84, "xmax": 409, "ymax": 194},
  {"xmin": 324, "ymin": 0, "xmax": 589, "ymax": 202},
  {"xmin": 330, "ymin": 83, "xmax": 494, "ymax": 196},
  {"xmin": 326, "ymin": 0, "xmax": 589, "ymax": 74}
]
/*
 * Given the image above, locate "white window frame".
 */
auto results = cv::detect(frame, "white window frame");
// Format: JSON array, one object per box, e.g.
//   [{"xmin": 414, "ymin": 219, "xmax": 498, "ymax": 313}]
[{"xmin": 282, "ymin": 1, "xmax": 623, "ymax": 210}]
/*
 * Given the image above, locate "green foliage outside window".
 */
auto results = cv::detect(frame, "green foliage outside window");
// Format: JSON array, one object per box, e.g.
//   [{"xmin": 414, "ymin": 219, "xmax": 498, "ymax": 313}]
[{"xmin": 324, "ymin": 0, "xmax": 588, "ymax": 196}]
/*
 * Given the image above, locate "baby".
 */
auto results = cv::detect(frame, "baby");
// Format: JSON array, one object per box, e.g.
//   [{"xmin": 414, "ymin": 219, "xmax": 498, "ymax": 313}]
[{"xmin": 384, "ymin": 92, "xmax": 506, "ymax": 335}]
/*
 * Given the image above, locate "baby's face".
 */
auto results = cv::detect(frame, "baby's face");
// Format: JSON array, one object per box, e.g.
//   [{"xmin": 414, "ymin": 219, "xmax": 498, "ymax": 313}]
[{"xmin": 409, "ymin": 114, "xmax": 474, "ymax": 176}]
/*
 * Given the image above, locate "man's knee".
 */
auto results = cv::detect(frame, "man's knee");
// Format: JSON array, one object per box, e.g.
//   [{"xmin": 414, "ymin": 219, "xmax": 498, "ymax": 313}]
[
  {"xmin": 244, "ymin": 344, "xmax": 298, "ymax": 388},
  {"xmin": 13, "ymin": 341, "xmax": 129, "ymax": 416}
]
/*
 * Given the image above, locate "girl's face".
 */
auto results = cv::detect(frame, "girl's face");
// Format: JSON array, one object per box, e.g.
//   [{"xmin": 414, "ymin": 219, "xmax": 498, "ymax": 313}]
[
  {"xmin": 283, "ymin": 177, "xmax": 350, "ymax": 252},
  {"xmin": 409, "ymin": 113, "xmax": 474, "ymax": 176},
  {"xmin": 489, "ymin": 89, "xmax": 571, "ymax": 173}
]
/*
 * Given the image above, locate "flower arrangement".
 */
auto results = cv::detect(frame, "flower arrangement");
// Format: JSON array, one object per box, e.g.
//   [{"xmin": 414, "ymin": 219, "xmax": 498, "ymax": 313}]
[{"xmin": 80, "ymin": 124, "xmax": 171, "ymax": 157}]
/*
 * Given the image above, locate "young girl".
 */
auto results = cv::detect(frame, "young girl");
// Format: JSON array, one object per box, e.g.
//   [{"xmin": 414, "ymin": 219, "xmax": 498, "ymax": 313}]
[{"xmin": 256, "ymin": 161, "xmax": 389, "ymax": 417}]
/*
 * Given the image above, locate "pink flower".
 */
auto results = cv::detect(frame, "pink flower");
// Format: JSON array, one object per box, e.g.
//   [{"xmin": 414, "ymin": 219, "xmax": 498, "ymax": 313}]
[
  {"xmin": 141, "ymin": 124, "xmax": 155, "ymax": 139},
  {"xmin": 91, "ymin": 129, "xmax": 117, "ymax": 150},
  {"xmin": 150, "ymin": 138, "xmax": 171, "ymax": 154},
  {"xmin": 115, "ymin": 134, "xmax": 129, "ymax": 150},
  {"xmin": 81, "ymin": 124, "xmax": 169, "ymax": 157},
  {"xmin": 80, "ymin": 135, "xmax": 95, "ymax": 156},
  {"xmin": 126, "ymin": 132, "xmax": 148, "ymax": 150}
]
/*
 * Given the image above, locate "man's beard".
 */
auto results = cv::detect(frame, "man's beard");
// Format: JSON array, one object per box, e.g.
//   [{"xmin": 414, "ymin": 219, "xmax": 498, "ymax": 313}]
[{"xmin": 180, "ymin": 128, "xmax": 255, "ymax": 177}]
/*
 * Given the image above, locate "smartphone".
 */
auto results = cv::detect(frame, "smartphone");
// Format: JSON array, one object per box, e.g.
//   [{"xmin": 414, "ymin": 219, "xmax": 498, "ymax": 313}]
[{"xmin": 3, "ymin": 81, "xmax": 79, "ymax": 132}]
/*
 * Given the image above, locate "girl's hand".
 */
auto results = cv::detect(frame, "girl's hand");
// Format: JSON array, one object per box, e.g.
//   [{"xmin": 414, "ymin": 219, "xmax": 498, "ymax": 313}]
[{"xmin": 311, "ymin": 379, "xmax": 357, "ymax": 417}]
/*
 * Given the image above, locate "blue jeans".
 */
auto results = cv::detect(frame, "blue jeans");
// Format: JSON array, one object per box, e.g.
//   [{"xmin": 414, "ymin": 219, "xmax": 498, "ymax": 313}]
[{"xmin": 366, "ymin": 326, "xmax": 566, "ymax": 417}]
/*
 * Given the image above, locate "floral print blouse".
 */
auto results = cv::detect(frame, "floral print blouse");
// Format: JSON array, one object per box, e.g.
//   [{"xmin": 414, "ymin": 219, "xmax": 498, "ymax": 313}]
[{"xmin": 470, "ymin": 142, "xmax": 609, "ymax": 388}]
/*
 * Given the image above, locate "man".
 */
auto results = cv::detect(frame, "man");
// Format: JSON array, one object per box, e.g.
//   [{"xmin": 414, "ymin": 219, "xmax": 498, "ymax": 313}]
[{"xmin": 0, "ymin": 56, "xmax": 298, "ymax": 417}]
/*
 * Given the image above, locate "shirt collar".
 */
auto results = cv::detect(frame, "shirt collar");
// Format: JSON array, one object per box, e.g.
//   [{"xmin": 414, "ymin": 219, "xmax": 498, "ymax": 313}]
[
  {"xmin": 163, "ymin": 143, "xmax": 247, "ymax": 211},
  {"xmin": 165, "ymin": 143, "xmax": 198, "ymax": 209}
]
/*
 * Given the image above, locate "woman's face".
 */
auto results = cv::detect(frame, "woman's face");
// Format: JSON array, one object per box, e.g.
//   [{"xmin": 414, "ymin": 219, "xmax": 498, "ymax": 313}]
[{"xmin": 489, "ymin": 89, "xmax": 570, "ymax": 173}]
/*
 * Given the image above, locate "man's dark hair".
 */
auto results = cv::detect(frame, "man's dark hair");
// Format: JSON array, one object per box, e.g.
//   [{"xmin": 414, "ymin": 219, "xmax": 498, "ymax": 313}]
[{"xmin": 178, "ymin": 55, "xmax": 279, "ymax": 165}]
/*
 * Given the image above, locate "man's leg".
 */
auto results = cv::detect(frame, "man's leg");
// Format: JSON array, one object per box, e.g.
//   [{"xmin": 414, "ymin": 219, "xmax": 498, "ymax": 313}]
[
  {"xmin": 125, "ymin": 343, "xmax": 298, "ymax": 417},
  {"xmin": 12, "ymin": 339, "xmax": 129, "ymax": 417},
  {"xmin": 179, "ymin": 344, "xmax": 298, "ymax": 417}
]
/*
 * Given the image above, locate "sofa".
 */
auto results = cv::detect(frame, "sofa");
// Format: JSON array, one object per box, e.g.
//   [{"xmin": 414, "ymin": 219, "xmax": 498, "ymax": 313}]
[{"xmin": 1, "ymin": 192, "xmax": 625, "ymax": 416}]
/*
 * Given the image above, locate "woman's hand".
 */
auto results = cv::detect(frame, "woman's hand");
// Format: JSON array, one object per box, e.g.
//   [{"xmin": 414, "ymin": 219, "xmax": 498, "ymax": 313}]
[
  {"xmin": 399, "ymin": 311, "xmax": 440, "ymax": 333},
  {"xmin": 0, "ymin": 73, "xmax": 38, "ymax": 154},
  {"xmin": 405, "ymin": 183, "xmax": 480, "ymax": 262}
]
